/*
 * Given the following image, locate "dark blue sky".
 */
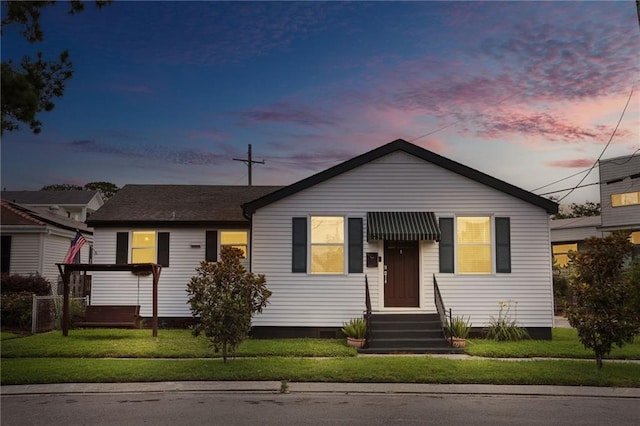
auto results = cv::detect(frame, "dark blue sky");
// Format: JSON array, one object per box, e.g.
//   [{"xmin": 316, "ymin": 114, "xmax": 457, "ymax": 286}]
[{"xmin": 2, "ymin": 1, "xmax": 638, "ymax": 204}]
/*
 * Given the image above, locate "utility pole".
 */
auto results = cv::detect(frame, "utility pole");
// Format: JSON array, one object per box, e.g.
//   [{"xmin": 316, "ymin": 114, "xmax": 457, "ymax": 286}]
[{"xmin": 233, "ymin": 144, "xmax": 265, "ymax": 186}]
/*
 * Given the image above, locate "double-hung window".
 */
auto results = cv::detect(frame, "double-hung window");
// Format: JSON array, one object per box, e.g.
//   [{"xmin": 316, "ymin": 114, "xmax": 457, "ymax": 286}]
[
  {"xmin": 310, "ymin": 216, "xmax": 345, "ymax": 274},
  {"xmin": 439, "ymin": 216, "xmax": 511, "ymax": 274},
  {"xmin": 456, "ymin": 217, "xmax": 491, "ymax": 274},
  {"xmin": 116, "ymin": 231, "xmax": 170, "ymax": 267},
  {"xmin": 292, "ymin": 216, "xmax": 363, "ymax": 274},
  {"xmin": 220, "ymin": 231, "xmax": 248, "ymax": 258},
  {"xmin": 131, "ymin": 231, "xmax": 157, "ymax": 263}
]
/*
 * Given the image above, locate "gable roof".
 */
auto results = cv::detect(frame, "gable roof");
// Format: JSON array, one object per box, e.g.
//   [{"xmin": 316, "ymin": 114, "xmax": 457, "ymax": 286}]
[
  {"xmin": 1, "ymin": 190, "xmax": 102, "ymax": 206},
  {"xmin": 243, "ymin": 139, "xmax": 559, "ymax": 215},
  {"xmin": 86, "ymin": 185, "xmax": 282, "ymax": 227},
  {"xmin": 550, "ymin": 216, "xmax": 601, "ymax": 230},
  {"xmin": 1, "ymin": 200, "xmax": 91, "ymax": 233}
]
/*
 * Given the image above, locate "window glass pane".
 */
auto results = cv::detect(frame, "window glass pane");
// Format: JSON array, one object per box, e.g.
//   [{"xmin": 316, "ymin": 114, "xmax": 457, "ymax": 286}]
[
  {"xmin": 457, "ymin": 246, "xmax": 491, "ymax": 273},
  {"xmin": 311, "ymin": 245, "xmax": 344, "ymax": 273},
  {"xmin": 220, "ymin": 231, "xmax": 248, "ymax": 245},
  {"xmin": 131, "ymin": 231, "xmax": 156, "ymax": 263},
  {"xmin": 554, "ymin": 254, "xmax": 570, "ymax": 267},
  {"xmin": 552, "ymin": 243, "xmax": 577, "ymax": 254},
  {"xmin": 311, "ymin": 217, "xmax": 344, "ymax": 243},
  {"xmin": 612, "ymin": 192, "xmax": 640, "ymax": 207},
  {"xmin": 132, "ymin": 231, "xmax": 155, "ymax": 247},
  {"xmin": 132, "ymin": 247, "xmax": 156, "ymax": 263},
  {"xmin": 457, "ymin": 217, "xmax": 490, "ymax": 243},
  {"xmin": 630, "ymin": 231, "xmax": 640, "ymax": 245}
]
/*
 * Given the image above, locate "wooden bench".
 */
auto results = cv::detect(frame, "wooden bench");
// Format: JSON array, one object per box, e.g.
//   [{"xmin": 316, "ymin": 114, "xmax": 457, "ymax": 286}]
[{"xmin": 76, "ymin": 305, "xmax": 141, "ymax": 328}]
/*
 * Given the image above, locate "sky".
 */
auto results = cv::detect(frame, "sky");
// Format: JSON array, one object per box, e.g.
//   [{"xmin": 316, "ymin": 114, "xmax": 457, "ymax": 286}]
[{"xmin": 1, "ymin": 1, "xmax": 639, "ymax": 206}]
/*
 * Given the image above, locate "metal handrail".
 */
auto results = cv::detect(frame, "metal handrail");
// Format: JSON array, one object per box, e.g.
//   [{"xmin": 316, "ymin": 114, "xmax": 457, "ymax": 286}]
[
  {"xmin": 364, "ymin": 274, "xmax": 372, "ymax": 347},
  {"xmin": 433, "ymin": 274, "xmax": 452, "ymax": 347}
]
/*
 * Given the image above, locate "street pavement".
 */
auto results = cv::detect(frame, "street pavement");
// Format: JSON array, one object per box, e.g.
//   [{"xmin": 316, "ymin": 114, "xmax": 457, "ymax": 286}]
[{"xmin": 2, "ymin": 381, "xmax": 639, "ymax": 398}]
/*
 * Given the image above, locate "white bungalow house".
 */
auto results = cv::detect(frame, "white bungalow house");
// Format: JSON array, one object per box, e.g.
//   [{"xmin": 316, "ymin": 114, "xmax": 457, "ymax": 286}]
[
  {"xmin": 86, "ymin": 139, "xmax": 558, "ymax": 348},
  {"xmin": 1, "ymin": 199, "xmax": 93, "ymax": 292},
  {"xmin": 1, "ymin": 190, "xmax": 104, "ymax": 222}
]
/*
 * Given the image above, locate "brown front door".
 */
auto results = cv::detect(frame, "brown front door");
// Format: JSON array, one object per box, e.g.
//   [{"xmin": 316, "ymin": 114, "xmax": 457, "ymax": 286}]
[{"xmin": 384, "ymin": 240, "xmax": 420, "ymax": 307}]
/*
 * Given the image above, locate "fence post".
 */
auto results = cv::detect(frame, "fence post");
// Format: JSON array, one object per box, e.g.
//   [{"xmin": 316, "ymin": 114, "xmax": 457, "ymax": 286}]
[{"xmin": 31, "ymin": 294, "xmax": 37, "ymax": 334}]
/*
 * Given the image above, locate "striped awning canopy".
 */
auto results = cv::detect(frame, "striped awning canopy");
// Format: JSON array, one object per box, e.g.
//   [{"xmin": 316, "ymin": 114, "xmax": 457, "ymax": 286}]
[{"xmin": 367, "ymin": 211, "xmax": 441, "ymax": 241}]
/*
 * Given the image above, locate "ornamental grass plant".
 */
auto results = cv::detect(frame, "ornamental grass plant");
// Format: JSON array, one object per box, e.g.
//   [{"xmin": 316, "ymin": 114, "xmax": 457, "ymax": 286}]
[{"xmin": 484, "ymin": 301, "xmax": 529, "ymax": 341}]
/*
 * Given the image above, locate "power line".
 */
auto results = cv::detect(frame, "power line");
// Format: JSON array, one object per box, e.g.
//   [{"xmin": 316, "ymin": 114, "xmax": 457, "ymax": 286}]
[
  {"xmin": 557, "ymin": 86, "xmax": 635, "ymax": 202},
  {"xmin": 233, "ymin": 144, "xmax": 265, "ymax": 186}
]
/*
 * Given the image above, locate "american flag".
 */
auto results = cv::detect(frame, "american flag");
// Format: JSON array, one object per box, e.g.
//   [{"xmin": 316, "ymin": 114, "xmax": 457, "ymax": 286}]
[{"xmin": 63, "ymin": 231, "xmax": 87, "ymax": 264}]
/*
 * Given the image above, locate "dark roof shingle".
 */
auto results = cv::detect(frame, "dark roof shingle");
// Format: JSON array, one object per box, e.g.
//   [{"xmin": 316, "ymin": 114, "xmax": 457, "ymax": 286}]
[{"xmin": 87, "ymin": 185, "xmax": 281, "ymax": 226}]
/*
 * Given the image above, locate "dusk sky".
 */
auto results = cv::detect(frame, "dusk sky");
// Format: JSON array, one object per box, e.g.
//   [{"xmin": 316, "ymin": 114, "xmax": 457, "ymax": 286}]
[{"xmin": 2, "ymin": 1, "xmax": 639, "ymax": 206}]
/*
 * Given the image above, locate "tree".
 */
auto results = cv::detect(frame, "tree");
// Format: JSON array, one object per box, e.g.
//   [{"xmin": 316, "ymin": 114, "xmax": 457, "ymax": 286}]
[
  {"xmin": 1, "ymin": 1, "xmax": 110, "ymax": 134},
  {"xmin": 186, "ymin": 247, "xmax": 271, "ymax": 362},
  {"xmin": 41, "ymin": 183, "xmax": 83, "ymax": 191},
  {"xmin": 552, "ymin": 200, "xmax": 600, "ymax": 219},
  {"xmin": 83, "ymin": 181, "xmax": 119, "ymax": 200},
  {"xmin": 566, "ymin": 232, "xmax": 640, "ymax": 369},
  {"xmin": 41, "ymin": 181, "xmax": 120, "ymax": 200}
]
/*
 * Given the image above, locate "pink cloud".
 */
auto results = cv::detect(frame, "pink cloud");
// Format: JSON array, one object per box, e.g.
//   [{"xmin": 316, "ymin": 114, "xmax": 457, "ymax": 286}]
[{"xmin": 546, "ymin": 158, "xmax": 594, "ymax": 168}]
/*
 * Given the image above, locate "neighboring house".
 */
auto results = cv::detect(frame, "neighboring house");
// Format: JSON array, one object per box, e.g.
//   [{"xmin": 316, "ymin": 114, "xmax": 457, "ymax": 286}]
[
  {"xmin": 1, "ymin": 199, "xmax": 92, "ymax": 291},
  {"xmin": 85, "ymin": 140, "xmax": 559, "ymax": 340},
  {"xmin": 85, "ymin": 185, "xmax": 281, "ymax": 325},
  {"xmin": 550, "ymin": 216, "xmax": 602, "ymax": 267},
  {"xmin": 549, "ymin": 153, "xmax": 640, "ymax": 262},
  {"xmin": 1, "ymin": 190, "xmax": 104, "ymax": 222},
  {"xmin": 598, "ymin": 154, "xmax": 640, "ymax": 256}
]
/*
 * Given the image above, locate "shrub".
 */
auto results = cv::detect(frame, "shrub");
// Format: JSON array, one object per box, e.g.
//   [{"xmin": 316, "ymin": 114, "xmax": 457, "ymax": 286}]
[
  {"xmin": 446, "ymin": 316, "xmax": 471, "ymax": 339},
  {"xmin": 566, "ymin": 232, "xmax": 640, "ymax": 369},
  {"xmin": 0, "ymin": 292, "xmax": 33, "ymax": 329},
  {"xmin": 341, "ymin": 317, "xmax": 367, "ymax": 339},
  {"xmin": 187, "ymin": 247, "xmax": 271, "ymax": 362},
  {"xmin": 484, "ymin": 301, "xmax": 529, "ymax": 341},
  {"xmin": 1, "ymin": 273, "xmax": 51, "ymax": 296}
]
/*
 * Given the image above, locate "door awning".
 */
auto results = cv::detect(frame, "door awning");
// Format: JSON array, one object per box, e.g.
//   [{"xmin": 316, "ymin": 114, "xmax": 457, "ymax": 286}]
[{"xmin": 367, "ymin": 211, "xmax": 441, "ymax": 241}]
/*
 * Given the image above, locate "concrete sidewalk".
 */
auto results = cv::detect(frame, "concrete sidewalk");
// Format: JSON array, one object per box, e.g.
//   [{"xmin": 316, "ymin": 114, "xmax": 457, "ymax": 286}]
[{"xmin": 2, "ymin": 381, "xmax": 639, "ymax": 398}]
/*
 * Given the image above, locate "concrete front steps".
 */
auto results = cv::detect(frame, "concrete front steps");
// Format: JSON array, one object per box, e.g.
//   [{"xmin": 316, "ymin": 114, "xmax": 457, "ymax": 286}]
[{"xmin": 358, "ymin": 313, "xmax": 464, "ymax": 354}]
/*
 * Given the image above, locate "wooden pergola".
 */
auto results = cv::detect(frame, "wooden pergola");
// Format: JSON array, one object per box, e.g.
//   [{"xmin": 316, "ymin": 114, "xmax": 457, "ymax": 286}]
[{"xmin": 56, "ymin": 263, "xmax": 162, "ymax": 337}]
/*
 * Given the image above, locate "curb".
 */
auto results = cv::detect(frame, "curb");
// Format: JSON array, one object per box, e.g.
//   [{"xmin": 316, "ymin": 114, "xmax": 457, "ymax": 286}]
[{"xmin": 2, "ymin": 382, "xmax": 639, "ymax": 398}]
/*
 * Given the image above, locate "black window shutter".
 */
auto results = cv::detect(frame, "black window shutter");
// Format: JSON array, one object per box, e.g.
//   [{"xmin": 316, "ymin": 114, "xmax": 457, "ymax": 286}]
[
  {"xmin": 292, "ymin": 217, "xmax": 307, "ymax": 273},
  {"xmin": 116, "ymin": 232, "xmax": 128, "ymax": 264},
  {"xmin": 1, "ymin": 235, "xmax": 11, "ymax": 273},
  {"xmin": 439, "ymin": 218, "xmax": 454, "ymax": 273},
  {"xmin": 348, "ymin": 218, "xmax": 363, "ymax": 273},
  {"xmin": 157, "ymin": 232, "xmax": 170, "ymax": 267},
  {"xmin": 205, "ymin": 231, "xmax": 218, "ymax": 262},
  {"xmin": 495, "ymin": 217, "xmax": 511, "ymax": 273}
]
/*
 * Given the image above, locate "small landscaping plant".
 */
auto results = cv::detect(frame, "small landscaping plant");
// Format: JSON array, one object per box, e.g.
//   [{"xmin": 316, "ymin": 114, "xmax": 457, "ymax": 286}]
[
  {"xmin": 341, "ymin": 317, "xmax": 366, "ymax": 339},
  {"xmin": 484, "ymin": 301, "xmax": 529, "ymax": 341},
  {"xmin": 446, "ymin": 316, "xmax": 471, "ymax": 339}
]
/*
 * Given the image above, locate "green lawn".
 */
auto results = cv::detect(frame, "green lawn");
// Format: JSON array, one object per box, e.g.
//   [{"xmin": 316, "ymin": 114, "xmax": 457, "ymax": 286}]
[
  {"xmin": 2, "ymin": 328, "xmax": 639, "ymax": 387},
  {"xmin": 0, "ymin": 329, "xmax": 355, "ymax": 358},
  {"xmin": 467, "ymin": 328, "xmax": 640, "ymax": 359},
  {"xmin": 3, "ymin": 357, "xmax": 639, "ymax": 387}
]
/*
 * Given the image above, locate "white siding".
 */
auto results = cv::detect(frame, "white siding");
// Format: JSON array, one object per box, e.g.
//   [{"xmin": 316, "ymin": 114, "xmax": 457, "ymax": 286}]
[
  {"xmin": 6, "ymin": 232, "xmax": 42, "ymax": 276},
  {"xmin": 251, "ymin": 150, "xmax": 554, "ymax": 328},
  {"xmin": 91, "ymin": 228, "xmax": 249, "ymax": 317},
  {"xmin": 41, "ymin": 230, "xmax": 92, "ymax": 294}
]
